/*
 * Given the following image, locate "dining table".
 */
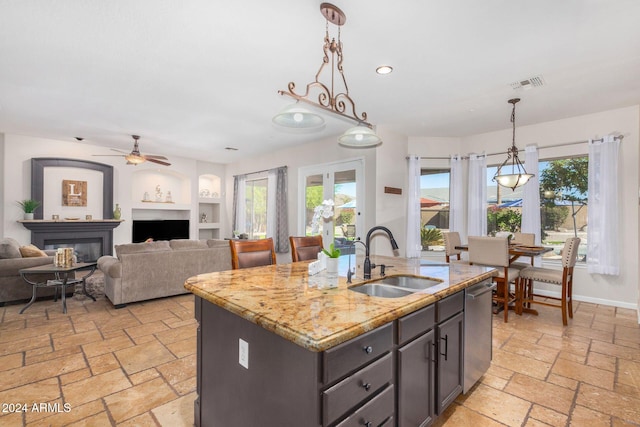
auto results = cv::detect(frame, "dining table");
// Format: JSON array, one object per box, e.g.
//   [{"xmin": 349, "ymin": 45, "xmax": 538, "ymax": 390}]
[{"xmin": 454, "ymin": 243, "xmax": 553, "ymax": 264}]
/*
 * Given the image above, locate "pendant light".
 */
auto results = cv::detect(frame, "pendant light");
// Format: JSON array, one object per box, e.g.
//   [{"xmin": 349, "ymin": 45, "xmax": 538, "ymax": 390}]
[
  {"xmin": 493, "ymin": 98, "xmax": 534, "ymax": 191},
  {"xmin": 275, "ymin": 3, "xmax": 382, "ymax": 147}
]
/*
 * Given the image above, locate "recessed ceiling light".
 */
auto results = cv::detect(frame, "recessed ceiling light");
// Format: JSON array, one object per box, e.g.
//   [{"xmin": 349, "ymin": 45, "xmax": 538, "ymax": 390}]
[{"xmin": 376, "ymin": 65, "xmax": 393, "ymax": 75}]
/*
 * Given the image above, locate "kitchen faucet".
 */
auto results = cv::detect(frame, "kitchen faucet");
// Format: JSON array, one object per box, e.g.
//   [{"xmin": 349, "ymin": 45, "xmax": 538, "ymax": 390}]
[{"xmin": 363, "ymin": 226, "xmax": 399, "ymax": 279}]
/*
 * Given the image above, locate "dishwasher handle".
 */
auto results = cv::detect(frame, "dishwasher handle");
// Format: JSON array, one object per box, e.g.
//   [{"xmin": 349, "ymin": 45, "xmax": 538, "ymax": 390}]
[{"xmin": 466, "ymin": 282, "xmax": 496, "ymax": 299}]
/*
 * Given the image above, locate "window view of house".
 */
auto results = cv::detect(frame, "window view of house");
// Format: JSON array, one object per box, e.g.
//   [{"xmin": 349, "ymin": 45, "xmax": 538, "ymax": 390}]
[
  {"xmin": 244, "ymin": 177, "xmax": 268, "ymax": 239},
  {"xmin": 420, "ymin": 156, "xmax": 588, "ymax": 262},
  {"xmin": 420, "ymin": 169, "xmax": 450, "ymax": 253}
]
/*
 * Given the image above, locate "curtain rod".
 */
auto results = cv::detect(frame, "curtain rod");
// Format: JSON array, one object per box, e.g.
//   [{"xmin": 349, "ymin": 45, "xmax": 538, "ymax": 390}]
[
  {"xmin": 233, "ymin": 165, "xmax": 287, "ymax": 178},
  {"xmin": 416, "ymin": 135, "xmax": 624, "ymax": 160}
]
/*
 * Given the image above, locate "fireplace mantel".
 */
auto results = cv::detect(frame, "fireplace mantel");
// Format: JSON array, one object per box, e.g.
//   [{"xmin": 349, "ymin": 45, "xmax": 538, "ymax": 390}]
[{"xmin": 19, "ymin": 220, "xmax": 123, "ymax": 260}]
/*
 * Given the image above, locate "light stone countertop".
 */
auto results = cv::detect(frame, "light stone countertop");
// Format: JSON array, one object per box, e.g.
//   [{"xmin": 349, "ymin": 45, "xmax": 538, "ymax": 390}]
[{"xmin": 184, "ymin": 255, "xmax": 496, "ymax": 352}]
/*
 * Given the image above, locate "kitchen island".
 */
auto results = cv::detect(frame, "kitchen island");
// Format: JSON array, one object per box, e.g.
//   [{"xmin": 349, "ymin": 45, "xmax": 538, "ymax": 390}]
[{"xmin": 185, "ymin": 255, "xmax": 496, "ymax": 427}]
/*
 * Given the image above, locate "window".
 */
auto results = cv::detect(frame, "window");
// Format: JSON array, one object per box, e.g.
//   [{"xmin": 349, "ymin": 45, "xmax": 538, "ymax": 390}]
[
  {"xmin": 420, "ymin": 169, "xmax": 450, "ymax": 252},
  {"xmin": 487, "ymin": 155, "xmax": 588, "ymax": 262},
  {"xmin": 245, "ymin": 178, "xmax": 268, "ymax": 239}
]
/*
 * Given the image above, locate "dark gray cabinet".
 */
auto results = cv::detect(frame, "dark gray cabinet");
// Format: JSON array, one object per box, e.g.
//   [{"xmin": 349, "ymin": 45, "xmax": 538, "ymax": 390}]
[
  {"xmin": 397, "ymin": 329, "xmax": 435, "ymax": 427},
  {"xmin": 195, "ymin": 287, "xmax": 471, "ymax": 427},
  {"xmin": 436, "ymin": 311, "xmax": 464, "ymax": 413}
]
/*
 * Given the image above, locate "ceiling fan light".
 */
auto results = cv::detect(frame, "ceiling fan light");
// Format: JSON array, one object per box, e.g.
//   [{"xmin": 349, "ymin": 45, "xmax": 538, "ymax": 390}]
[
  {"xmin": 125, "ymin": 154, "xmax": 145, "ymax": 165},
  {"xmin": 272, "ymin": 103, "xmax": 325, "ymax": 129},
  {"xmin": 338, "ymin": 125, "xmax": 382, "ymax": 148}
]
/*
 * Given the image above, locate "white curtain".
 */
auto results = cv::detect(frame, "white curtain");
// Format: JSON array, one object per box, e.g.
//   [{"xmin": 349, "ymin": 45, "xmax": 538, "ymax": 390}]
[
  {"xmin": 522, "ymin": 145, "xmax": 541, "ymax": 244},
  {"xmin": 587, "ymin": 135, "xmax": 620, "ymax": 275},
  {"xmin": 405, "ymin": 156, "xmax": 422, "ymax": 258},
  {"xmin": 467, "ymin": 154, "xmax": 487, "ymax": 237},
  {"xmin": 449, "ymin": 155, "xmax": 465, "ymax": 240}
]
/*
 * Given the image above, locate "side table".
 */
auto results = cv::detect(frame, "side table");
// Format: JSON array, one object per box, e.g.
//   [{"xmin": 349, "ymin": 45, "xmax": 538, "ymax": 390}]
[{"xmin": 19, "ymin": 262, "xmax": 97, "ymax": 314}]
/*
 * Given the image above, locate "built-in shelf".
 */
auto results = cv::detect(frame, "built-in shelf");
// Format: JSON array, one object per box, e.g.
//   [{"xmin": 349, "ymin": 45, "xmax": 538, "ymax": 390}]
[
  {"xmin": 198, "ymin": 174, "xmax": 222, "ymax": 240},
  {"xmin": 131, "ymin": 202, "xmax": 191, "ymax": 211}
]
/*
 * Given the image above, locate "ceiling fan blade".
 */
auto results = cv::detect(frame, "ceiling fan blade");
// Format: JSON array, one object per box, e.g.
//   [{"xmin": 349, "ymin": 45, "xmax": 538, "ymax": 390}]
[
  {"xmin": 110, "ymin": 148, "xmax": 130, "ymax": 154},
  {"xmin": 145, "ymin": 157, "xmax": 171, "ymax": 166},
  {"xmin": 143, "ymin": 154, "xmax": 169, "ymax": 160}
]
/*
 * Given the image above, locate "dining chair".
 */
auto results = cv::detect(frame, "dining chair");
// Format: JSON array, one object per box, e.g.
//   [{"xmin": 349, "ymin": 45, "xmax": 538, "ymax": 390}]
[
  {"xmin": 517, "ymin": 237, "xmax": 581, "ymax": 325},
  {"xmin": 289, "ymin": 235, "xmax": 324, "ymax": 262},
  {"xmin": 510, "ymin": 232, "xmax": 536, "ymax": 269},
  {"xmin": 229, "ymin": 238, "xmax": 277, "ymax": 270},
  {"xmin": 443, "ymin": 231, "xmax": 467, "ymax": 264},
  {"xmin": 468, "ymin": 236, "xmax": 520, "ymax": 322}
]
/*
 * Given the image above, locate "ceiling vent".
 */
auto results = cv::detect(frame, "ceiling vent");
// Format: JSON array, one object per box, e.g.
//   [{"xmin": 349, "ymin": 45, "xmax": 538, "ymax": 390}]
[{"xmin": 510, "ymin": 75, "xmax": 545, "ymax": 90}]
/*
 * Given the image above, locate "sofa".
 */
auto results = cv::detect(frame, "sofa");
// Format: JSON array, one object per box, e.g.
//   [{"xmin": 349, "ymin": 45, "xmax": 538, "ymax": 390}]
[
  {"xmin": 97, "ymin": 239, "xmax": 232, "ymax": 307},
  {"xmin": 0, "ymin": 237, "xmax": 73, "ymax": 305}
]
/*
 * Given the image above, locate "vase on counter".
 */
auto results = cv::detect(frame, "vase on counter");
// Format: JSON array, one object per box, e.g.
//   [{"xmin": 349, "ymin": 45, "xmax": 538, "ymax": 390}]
[
  {"xmin": 113, "ymin": 204, "xmax": 122, "ymax": 220},
  {"xmin": 326, "ymin": 257, "xmax": 339, "ymax": 275}
]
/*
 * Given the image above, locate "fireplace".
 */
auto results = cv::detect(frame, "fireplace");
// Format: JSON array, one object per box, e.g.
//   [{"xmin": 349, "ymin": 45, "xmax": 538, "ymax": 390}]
[{"xmin": 20, "ymin": 221, "xmax": 122, "ymax": 262}]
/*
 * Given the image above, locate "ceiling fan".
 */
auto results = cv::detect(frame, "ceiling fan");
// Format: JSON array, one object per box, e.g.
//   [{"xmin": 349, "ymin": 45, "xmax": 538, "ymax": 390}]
[{"xmin": 93, "ymin": 135, "xmax": 171, "ymax": 166}]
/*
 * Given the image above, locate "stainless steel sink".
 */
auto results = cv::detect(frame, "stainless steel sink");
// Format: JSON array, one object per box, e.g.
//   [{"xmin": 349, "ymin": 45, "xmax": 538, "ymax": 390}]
[
  {"xmin": 349, "ymin": 283, "xmax": 415, "ymax": 298},
  {"xmin": 349, "ymin": 275, "xmax": 444, "ymax": 298},
  {"xmin": 371, "ymin": 275, "xmax": 443, "ymax": 290}
]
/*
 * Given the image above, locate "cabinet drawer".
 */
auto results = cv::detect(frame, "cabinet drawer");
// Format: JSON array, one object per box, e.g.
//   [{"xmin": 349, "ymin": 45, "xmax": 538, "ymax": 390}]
[
  {"xmin": 436, "ymin": 291, "xmax": 464, "ymax": 322},
  {"xmin": 323, "ymin": 323, "xmax": 393, "ymax": 384},
  {"xmin": 397, "ymin": 304, "xmax": 435, "ymax": 345},
  {"xmin": 323, "ymin": 353, "xmax": 393, "ymax": 426},
  {"xmin": 335, "ymin": 385, "xmax": 394, "ymax": 427}
]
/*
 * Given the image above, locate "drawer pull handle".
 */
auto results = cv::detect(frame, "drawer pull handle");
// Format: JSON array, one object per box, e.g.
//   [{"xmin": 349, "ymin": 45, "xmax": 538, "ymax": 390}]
[
  {"xmin": 364, "ymin": 422, "xmax": 372, "ymax": 427},
  {"xmin": 361, "ymin": 382, "xmax": 371, "ymax": 391},
  {"xmin": 363, "ymin": 345, "xmax": 373, "ymax": 354}
]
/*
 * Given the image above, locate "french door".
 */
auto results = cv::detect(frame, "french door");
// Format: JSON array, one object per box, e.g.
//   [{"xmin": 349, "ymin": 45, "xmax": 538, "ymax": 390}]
[{"xmin": 298, "ymin": 159, "xmax": 364, "ymax": 251}]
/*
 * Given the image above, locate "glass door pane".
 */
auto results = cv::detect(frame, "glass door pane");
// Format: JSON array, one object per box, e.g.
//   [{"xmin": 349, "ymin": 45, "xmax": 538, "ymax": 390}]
[
  {"xmin": 333, "ymin": 169, "xmax": 357, "ymax": 255},
  {"xmin": 304, "ymin": 174, "xmax": 324, "ymax": 236}
]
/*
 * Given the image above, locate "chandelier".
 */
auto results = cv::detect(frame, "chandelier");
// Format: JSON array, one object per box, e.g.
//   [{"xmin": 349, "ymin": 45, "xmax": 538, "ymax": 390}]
[
  {"xmin": 273, "ymin": 3, "xmax": 382, "ymax": 148},
  {"xmin": 493, "ymin": 98, "xmax": 534, "ymax": 190}
]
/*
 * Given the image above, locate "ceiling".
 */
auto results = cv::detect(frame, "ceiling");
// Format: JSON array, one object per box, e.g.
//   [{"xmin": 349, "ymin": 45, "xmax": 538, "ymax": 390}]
[{"xmin": 1, "ymin": 1, "xmax": 639, "ymax": 164}]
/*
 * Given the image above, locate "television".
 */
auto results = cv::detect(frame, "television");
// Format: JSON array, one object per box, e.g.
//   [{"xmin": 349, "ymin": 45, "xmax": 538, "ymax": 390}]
[{"xmin": 132, "ymin": 220, "xmax": 190, "ymax": 243}]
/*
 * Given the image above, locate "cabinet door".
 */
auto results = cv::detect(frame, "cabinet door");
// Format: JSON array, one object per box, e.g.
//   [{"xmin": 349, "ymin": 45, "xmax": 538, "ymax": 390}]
[
  {"xmin": 436, "ymin": 311, "xmax": 464, "ymax": 414},
  {"xmin": 397, "ymin": 330, "xmax": 435, "ymax": 427}
]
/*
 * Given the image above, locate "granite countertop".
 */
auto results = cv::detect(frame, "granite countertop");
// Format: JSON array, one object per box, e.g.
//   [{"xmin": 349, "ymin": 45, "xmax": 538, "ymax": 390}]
[{"xmin": 184, "ymin": 255, "xmax": 496, "ymax": 352}]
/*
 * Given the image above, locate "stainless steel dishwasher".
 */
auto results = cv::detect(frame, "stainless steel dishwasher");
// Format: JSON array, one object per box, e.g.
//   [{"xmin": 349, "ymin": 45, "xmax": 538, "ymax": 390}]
[{"xmin": 463, "ymin": 280, "xmax": 495, "ymax": 393}]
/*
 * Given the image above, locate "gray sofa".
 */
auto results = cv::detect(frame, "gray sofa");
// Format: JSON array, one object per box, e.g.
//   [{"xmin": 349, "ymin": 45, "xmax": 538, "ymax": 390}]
[
  {"xmin": 97, "ymin": 239, "xmax": 232, "ymax": 307},
  {"xmin": 0, "ymin": 237, "xmax": 71, "ymax": 305}
]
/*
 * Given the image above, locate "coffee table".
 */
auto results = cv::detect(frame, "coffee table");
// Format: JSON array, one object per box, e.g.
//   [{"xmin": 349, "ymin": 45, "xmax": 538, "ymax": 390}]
[{"xmin": 19, "ymin": 262, "xmax": 97, "ymax": 314}]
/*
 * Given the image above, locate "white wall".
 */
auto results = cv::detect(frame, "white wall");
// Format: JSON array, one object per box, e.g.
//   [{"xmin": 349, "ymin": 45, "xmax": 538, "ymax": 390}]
[
  {"xmin": 1, "ymin": 134, "xmax": 224, "ymax": 250},
  {"xmin": 410, "ymin": 106, "xmax": 640, "ymax": 310}
]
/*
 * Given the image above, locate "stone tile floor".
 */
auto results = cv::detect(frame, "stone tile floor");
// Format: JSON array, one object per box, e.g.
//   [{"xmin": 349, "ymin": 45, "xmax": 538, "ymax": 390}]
[{"xmin": 0, "ymin": 290, "xmax": 638, "ymax": 426}]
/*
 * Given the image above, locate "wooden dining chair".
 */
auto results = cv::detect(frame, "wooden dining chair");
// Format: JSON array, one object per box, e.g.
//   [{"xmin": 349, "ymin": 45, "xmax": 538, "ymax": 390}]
[
  {"xmin": 468, "ymin": 236, "xmax": 520, "ymax": 322},
  {"xmin": 517, "ymin": 237, "xmax": 581, "ymax": 325},
  {"xmin": 289, "ymin": 235, "xmax": 323, "ymax": 262},
  {"xmin": 229, "ymin": 238, "xmax": 277, "ymax": 270},
  {"xmin": 443, "ymin": 231, "xmax": 467, "ymax": 264}
]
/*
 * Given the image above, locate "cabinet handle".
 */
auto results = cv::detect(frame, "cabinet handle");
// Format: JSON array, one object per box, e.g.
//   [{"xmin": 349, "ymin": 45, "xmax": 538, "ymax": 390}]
[
  {"xmin": 363, "ymin": 345, "xmax": 373, "ymax": 354},
  {"xmin": 364, "ymin": 422, "xmax": 372, "ymax": 427},
  {"xmin": 440, "ymin": 335, "xmax": 448, "ymax": 361},
  {"xmin": 429, "ymin": 341, "xmax": 436, "ymax": 363},
  {"xmin": 361, "ymin": 382, "xmax": 371, "ymax": 391}
]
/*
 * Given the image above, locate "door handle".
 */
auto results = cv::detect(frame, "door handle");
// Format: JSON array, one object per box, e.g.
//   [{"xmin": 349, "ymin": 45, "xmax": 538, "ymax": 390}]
[{"xmin": 440, "ymin": 335, "xmax": 448, "ymax": 361}]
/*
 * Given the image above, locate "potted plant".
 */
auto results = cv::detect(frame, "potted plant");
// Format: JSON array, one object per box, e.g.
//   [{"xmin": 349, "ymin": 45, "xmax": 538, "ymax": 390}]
[
  {"xmin": 322, "ymin": 243, "xmax": 341, "ymax": 274},
  {"xmin": 17, "ymin": 199, "xmax": 41, "ymax": 220}
]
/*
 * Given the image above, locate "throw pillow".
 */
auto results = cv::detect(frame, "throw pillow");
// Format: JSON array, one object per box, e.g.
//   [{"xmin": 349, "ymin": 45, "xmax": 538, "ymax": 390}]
[
  {"xmin": 0, "ymin": 238, "xmax": 22, "ymax": 259},
  {"xmin": 19, "ymin": 244, "xmax": 48, "ymax": 258}
]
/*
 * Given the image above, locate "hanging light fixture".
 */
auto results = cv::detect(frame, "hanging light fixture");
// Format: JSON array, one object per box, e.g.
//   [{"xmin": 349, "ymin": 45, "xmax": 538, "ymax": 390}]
[
  {"xmin": 493, "ymin": 98, "xmax": 534, "ymax": 191},
  {"xmin": 275, "ymin": 3, "xmax": 382, "ymax": 148},
  {"xmin": 272, "ymin": 102, "xmax": 325, "ymax": 130}
]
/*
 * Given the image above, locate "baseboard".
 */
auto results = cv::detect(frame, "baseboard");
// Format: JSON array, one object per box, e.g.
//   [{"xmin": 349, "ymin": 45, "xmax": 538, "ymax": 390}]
[{"xmin": 532, "ymin": 288, "xmax": 639, "ymax": 311}]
